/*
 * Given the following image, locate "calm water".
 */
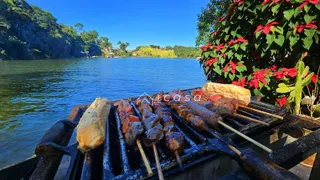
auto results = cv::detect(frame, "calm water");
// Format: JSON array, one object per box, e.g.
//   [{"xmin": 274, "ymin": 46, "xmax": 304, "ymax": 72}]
[{"xmin": 0, "ymin": 57, "xmax": 206, "ymax": 168}]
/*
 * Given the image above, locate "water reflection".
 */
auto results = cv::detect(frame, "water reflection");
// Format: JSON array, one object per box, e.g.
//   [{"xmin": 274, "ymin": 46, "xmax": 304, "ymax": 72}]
[{"xmin": 0, "ymin": 58, "xmax": 206, "ymax": 168}]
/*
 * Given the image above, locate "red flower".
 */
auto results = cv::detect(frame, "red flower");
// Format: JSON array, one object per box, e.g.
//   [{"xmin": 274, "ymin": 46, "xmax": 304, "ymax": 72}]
[
  {"xmin": 204, "ymin": 58, "xmax": 219, "ymax": 66},
  {"xmin": 235, "ymin": 36, "xmax": 248, "ymax": 43},
  {"xmin": 220, "ymin": 53, "xmax": 226, "ymax": 58},
  {"xmin": 254, "ymin": 21, "xmax": 279, "ymax": 35},
  {"xmin": 234, "ymin": 0, "xmax": 244, "ymax": 5},
  {"xmin": 215, "ymin": 43, "xmax": 225, "ymax": 51},
  {"xmin": 227, "ymin": 37, "xmax": 248, "ymax": 46},
  {"xmin": 269, "ymin": 65, "xmax": 277, "ymax": 71},
  {"xmin": 200, "ymin": 43, "xmax": 213, "ymax": 51},
  {"xmin": 223, "ymin": 61, "xmax": 242, "ymax": 74},
  {"xmin": 273, "ymin": 68, "xmax": 297, "ymax": 80},
  {"xmin": 298, "ymin": 0, "xmax": 319, "ymax": 10},
  {"xmin": 232, "ymin": 77, "xmax": 247, "ymax": 87},
  {"xmin": 249, "ymin": 69, "xmax": 271, "ymax": 89},
  {"xmin": 296, "ymin": 21, "xmax": 318, "ymax": 33},
  {"xmin": 218, "ymin": 17, "xmax": 226, "ymax": 21},
  {"xmin": 310, "ymin": 74, "xmax": 319, "ymax": 84},
  {"xmin": 276, "ymin": 96, "xmax": 287, "ymax": 107}
]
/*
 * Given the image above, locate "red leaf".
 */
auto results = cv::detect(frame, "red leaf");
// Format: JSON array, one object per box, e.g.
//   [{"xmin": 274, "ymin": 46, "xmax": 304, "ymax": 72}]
[
  {"xmin": 254, "ymin": 25, "xmax": 264, "ymax": 34},
  {"xmin": 204, "ymin": 58, "xmax": 219, "ymax": 66},
  {"xmin": 276, "ymin": 96, "xmax": 287, "ymax": 107}
]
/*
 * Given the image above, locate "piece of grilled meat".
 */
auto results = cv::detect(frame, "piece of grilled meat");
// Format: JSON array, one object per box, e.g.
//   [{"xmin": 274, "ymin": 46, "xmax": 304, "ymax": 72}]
[
  {"xmin": 153, "ymin": 100, "xmax": 184, "ymax": 153},
  {"xmin": 166, "ymin": 99, "xmax": 208, "ymax": 131},
  {"xmin": 116, "ymin": 100, "xmax": 144, "ymax": 146},
  {"xmin": 135, "ymin": 97, "xmax": 164, "ymax": 147}
]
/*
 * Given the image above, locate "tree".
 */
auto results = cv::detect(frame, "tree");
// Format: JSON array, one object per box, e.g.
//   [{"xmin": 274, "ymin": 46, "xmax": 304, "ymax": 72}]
[
  {"xmin": 99, "ymin": 37, "xmax": 112, "ymax": 50},
  {"xmin": 117, "ymin": 41, "xmax": 130, "ymax": 52},
  {"xmin": 196, "ymin": 0, "xmax": 231, "ymax": 46},
  {"xmin": 74, "ymin": 22, "xmax": 84, "ymax": 33}
]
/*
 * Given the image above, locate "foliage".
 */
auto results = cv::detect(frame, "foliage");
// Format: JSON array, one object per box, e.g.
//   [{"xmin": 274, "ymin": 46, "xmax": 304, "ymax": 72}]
[
  {"xmin": 276, "ymin": 53, "xmax": 314, "ymax": 113},
  {"xmin": 133, "ymin": 46, "xmax": 177, "ymax": 58},
  {"xmin": 0, "ymin": 0, "xmax": 110, "ymax": 60},
  {"xmin": 117, "ymin": 41, "xmax": 130, "ymax": 52},
  {"xmin": 199, "ymin": 0, "xmax": 320, "ymax": 110},
  {"xmin": 172, "ymin": 46, "xmax": 202, "ymax": 58},
  {"xmin": 196, "ymin": 0, "xmax": 232, "ymax": 46}
]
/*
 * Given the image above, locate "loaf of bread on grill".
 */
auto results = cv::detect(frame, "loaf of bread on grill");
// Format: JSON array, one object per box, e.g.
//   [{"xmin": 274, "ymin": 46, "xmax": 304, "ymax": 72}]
[
  {"xmin": 77, "ymin": 98, "xmax": 111, "ymax": 152},
  {"xmin": 202, "ymin": 82, "xmax": 251, "ymax": 106}
]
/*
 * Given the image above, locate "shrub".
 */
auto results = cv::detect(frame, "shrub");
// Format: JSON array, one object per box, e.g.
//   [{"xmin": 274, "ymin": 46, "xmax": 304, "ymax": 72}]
[{"xmin": 199, "ymin": 0, "xmax": 320, "ymax": 109}]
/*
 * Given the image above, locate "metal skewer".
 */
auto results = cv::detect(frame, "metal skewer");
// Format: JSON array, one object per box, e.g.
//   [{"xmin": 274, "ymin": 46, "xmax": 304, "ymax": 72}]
[
  {"xmin": 153, "ymin": 143, "xmax": 164, "ymax": 180},
  {"xmin": 218, "ymin": 121, "xmax": 273, "ymax": 153},
  {"xmin": 136, "ymin": 139, "xmax": 153, "ymax": 176},
  {"xmin": 234, "ymin": 113, "xmax": 270, "ymax": 126},
  {"xmin": 239, "ymin": 105, "xmax": 284, "ymax": 120}
]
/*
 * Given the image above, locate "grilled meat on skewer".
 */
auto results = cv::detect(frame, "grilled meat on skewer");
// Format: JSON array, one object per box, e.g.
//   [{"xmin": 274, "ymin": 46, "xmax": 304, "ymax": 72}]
[
  {"xmin": 165, "ymin": 99, "xmax": 208, "ymax": 131},
  {"xmin": 135, "ymin": 97, "xmax": 164, "ymax": 147},
  {"xmin": 116, "ymin": 100, "xmax": 144, "ymax": 146},
  {"xmin": 168, "ymin": 92, "xmax": 223, "ymax": 128},
  {"xmin": 153, "ymin": 100, "xmax": 184, "ymax": 153}
]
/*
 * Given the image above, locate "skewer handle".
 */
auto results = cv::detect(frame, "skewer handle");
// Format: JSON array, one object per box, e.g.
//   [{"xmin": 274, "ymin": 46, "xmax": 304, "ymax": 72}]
[
  {"xmin": 218, "ymin": 121, "xmax": 273, "ymax": 153},
  {"xmin": 234, "ymin": 113, "xmax": 269, "ymax": 126},
  {"xmin": 239, "ymin": 105, "xmax": 284, "ymax": 120},
  {"xmin": 136, "ymin": 139, "xmax": 153, "ymax": 176},
  {"xmin": 153, "ymin": 143, "xmax": 164, "ymax": 180}
]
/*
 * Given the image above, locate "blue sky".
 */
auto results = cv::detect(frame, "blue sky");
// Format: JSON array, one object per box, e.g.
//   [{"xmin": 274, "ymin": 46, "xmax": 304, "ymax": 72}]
[{"xmin": 27, "ymin": 0, "xmax": 209, "ymax": 49}]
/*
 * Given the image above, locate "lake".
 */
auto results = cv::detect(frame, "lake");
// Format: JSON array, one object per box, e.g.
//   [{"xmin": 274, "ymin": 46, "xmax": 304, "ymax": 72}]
[{"xmin": 0, "ymin": 57, "xmax": 206, "ymax": 168}]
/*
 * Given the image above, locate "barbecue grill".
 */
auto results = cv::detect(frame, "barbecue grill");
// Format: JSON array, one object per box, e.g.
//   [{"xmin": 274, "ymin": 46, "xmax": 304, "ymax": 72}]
[{"xmin": 2, "ymin": 88, "xmax": 320, "ymax": 180}]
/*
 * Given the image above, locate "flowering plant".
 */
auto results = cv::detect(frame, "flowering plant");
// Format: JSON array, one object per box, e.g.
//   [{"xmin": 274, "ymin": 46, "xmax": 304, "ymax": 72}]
[{"xmin": 199, "ymin": 0, "xmax": 320, "ymax": 110}]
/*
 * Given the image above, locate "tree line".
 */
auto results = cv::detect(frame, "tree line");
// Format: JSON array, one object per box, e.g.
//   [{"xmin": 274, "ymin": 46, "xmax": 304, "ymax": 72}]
[
  {"xmin": 0, "ymin": 0, "xmax": 200, "ymax": 60},
  {"xmin": 0, "ymin": 0, "xmax": 131, "ymax": 60}
]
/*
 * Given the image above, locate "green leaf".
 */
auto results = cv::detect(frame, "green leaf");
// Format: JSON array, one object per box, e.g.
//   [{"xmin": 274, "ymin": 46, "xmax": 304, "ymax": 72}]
[
  {"xmin": 274, "ymin": 35, "xmax": 285, "ymax": 46},
  {"xmin": 276, "ymin": 87, "xmax": 295, "ymax": 93},
  {"xmin": 294, "ymin": 7, "xmax": 300, "ymax": 17},
  {"xmin": 316, "ymin": 3, "xmax": 320, "ymax": 10},
  {"xmin": 303, "ymin": 37, "xmax": 313, "ymax": 50},
  {"xmin": 304, "ymin": 29, "xmax": 316, "ymax": 38},
  {"xmin": 255, "ymin": 31, "xmax": 262, "ymax": 38},
  {"xmin": 272, "ymin": 4, "xmax": 281, "ymax": 14},
  {"xmin": 231, "ymin": 31, "xmax": 237, "ymax": 37},
  {"xmin": 234, "ymin": 44, "xmax": 240, "ymax": 51},
  {"xmin": 304, "ymin": 14, "xmax": 316, "ymax": 24},
  {"xmin": 266, "ymin": 34, "xmax": 275, "ymax": 45},
  {"xmin": 204, "ymin": 52, "xmax": 210, "ymax": 58},
  {"xmin": 275, "ymin": 27, "xmax": 284, "ymax": 35},
  {"xmin": 229, "ymin": 73, "xmax": 236, "ymax": 81},
  {"xmin": 304, "ymin": 4, "xmax": 311, "ymax": 13},
  {"xmin": 236, "ymin": 66, "xmax": 244, "ymax": 72},
  {"xmin": 279, "ymin": 83, "xmax": 289, "ymax": 88},
  {"xmin": 302, "ymin": 73, "xmax": 314, "ymax": 86},
  {"xmin": 213, "ymin": 66, "xmax": 222, "ymax": 75},
  {"xmin": 289, "ymin": 36, "xmax": 299, "ymax": 49},
  {"xmin": 224, "ymin": 71, "xmax": 228, "ymax": 78},
  {"xmin": 240, "ymin": 43, "xmax": 247, "ymax": 51},
  {"xmin": 283, "ymin": 9, "xmax": 294, "ymax": 21},
  {"xmin": 235, "ymin": 53, "xmax": 243, "ymax": 60},
  {"xmin": 227, "ymin": 51, "xmax": 234, "ymax": 59}
]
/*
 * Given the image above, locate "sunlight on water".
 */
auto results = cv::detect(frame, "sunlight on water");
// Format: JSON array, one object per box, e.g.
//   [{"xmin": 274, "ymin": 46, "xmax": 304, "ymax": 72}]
[{"xmin": 0, "ymin": 57, "xmax": 206, "ymax": 167}]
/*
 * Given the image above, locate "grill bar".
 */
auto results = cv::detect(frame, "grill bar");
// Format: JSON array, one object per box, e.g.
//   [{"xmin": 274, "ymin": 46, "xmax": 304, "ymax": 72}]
[
  {"xmin": 103, "ymin": 109, "xmax": 113, "ymax": 180},
  {"xmin": 175, "ymin": 126, "xmax": 197, "ymax": 147},
  {"xmin": 114, "ymin": 109, "xmax": 131, "ymax": 173}
]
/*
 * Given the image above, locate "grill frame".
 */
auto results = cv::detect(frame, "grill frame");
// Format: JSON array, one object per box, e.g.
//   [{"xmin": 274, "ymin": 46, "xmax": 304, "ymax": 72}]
[{"xmin": 5, "ymin": 88, "xmax": 320, "ymax": 180}]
